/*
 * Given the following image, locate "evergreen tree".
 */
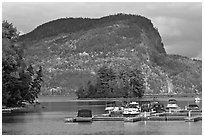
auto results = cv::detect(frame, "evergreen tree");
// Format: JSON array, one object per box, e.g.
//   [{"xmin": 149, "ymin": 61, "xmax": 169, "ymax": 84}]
[
  {"xmin": 76, "ymin": 66, "xmax": 145, "ymax": 98},
  {"xmin": 128, "ymin": 69, "xmax": 145, "ymax": 98},
  {"xmin": 95, "ymin": 65, "xmax": 116, "ymax": 97},
  {"xmin": 2, "ymin": 21, "xmax": 43, "ymax": 106}
]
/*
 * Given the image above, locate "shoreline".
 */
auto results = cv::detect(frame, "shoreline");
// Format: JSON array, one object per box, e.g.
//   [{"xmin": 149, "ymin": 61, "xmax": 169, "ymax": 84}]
[
  {"xmin": 2, "ymin": 103, "xmax": 42, "ymax": 114},
  {"xmin": 37, "ymin": 95, "xmax": 202, "ymax": 103},
  {"xmin": 39, "ymin": 93, "xmax": 202, "ymax": 98}
]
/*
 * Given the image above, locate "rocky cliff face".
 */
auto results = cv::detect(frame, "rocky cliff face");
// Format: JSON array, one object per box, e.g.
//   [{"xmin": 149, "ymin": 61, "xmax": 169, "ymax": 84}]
[{"xmin": 20, "ymin": 14, "xmax": 201, "ymax": 96}]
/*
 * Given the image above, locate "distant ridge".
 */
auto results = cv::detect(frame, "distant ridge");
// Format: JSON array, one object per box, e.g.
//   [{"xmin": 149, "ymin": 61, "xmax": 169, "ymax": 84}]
[
  {"xmin": 20, "ymin": 14, "xmax": 154, "ymax": 41},
  {"xmin": 20, "ymin": 13, "xmax": 201, "ymax": 96}
]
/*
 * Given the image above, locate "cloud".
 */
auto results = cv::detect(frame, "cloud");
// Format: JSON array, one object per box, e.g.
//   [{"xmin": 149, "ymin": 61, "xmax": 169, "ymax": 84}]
[
  {"xmin": 143, "ymin": 2, "xmax": 202, "ymax": 21},
  {"xmin": 152, "ymin": 17, "xmax": 182, "ymax": 37},
  {"xmin": 148, "ymin": 4, "xmax": 201, "ymax": 59},
  {"xmin": 165, "ymin": 41, "xmax": 202, "ymax": 59}
]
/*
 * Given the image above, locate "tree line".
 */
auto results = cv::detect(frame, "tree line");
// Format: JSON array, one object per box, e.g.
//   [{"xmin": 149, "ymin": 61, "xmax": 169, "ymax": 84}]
[{"xmin": 76, "ymin": 65, "xmax": 145, "ymax": 98}]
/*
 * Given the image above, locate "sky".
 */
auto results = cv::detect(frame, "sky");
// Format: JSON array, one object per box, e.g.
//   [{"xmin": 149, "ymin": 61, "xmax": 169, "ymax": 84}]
[{"xmin": 2, "ymin": 2, "xmax": 202, "ymax": 59}]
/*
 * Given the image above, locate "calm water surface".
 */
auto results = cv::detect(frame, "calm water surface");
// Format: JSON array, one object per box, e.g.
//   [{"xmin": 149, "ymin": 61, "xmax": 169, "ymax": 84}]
[{"xmin": 2, "ymin": 96, "xmax": 202, "ymax": 135}]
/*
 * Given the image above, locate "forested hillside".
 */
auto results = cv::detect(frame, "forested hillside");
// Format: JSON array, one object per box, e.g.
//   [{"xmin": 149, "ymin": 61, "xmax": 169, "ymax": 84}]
[{"xmin": 19, "ymin": 13, "xmax": 201, "ymax": 97}]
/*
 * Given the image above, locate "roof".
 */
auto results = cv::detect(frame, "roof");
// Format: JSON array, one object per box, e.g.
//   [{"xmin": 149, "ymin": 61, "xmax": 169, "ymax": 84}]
[
  {"xmin": 77, "ymin": 109, "xmax": 92, "ymax": 117},
  {"xmin": 188, "ymin": 104, "xmax": 199, "ymax": 107},
  {"xmin": 129, "ymin": 102, "xmax": 139, "ymax": 105},
  {"xmin": 168, "ymin": 98, "xmax": 177, "ymax": 102}
]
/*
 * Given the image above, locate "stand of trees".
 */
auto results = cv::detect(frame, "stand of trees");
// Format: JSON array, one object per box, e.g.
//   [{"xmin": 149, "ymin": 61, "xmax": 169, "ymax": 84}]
[
  {"xmin": 2, "ymin": 21, "xmax": 43, "ymax": 107},
  {"xmin": 76, "ymin": 65, "xmax": 145, "ymax": 98}
]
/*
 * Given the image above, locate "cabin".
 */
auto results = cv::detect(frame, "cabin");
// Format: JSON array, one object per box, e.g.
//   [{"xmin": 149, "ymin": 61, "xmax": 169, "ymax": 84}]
[
  {"xmin": 77, "ymin": 109, "xmax": 92, "ymax": 117},
  {"xmin": 187, "ymin": 104, "xmax": 199, "ymax": 110}
]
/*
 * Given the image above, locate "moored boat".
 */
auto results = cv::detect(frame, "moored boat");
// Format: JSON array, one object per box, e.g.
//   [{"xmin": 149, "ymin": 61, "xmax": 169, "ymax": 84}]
[
  {"xmin": 65, "ymin": 109, "xmax": 93, "ymax": 123},
  {"xmin": 166, "ymin": 98, "xmax": 181, "ymax": 112},
  {"xmin": 105, "ymin": 101, "xmax": 116, "ymax": 112},
  {"xmin": 75, "ymin": 109, "xmax": 93, "ymax": 122},
  {"xmin": 123, "ymin": 102, "xmax": 141, "ymax": 117},
  {"xmin": 150, "ymin": 102, "xmax": 165, "ymax": 113},
  {"xmin": 187, "ymin": 104, "xmax": 200, "ymax": 111},
  {"xmin": 194, "ymin": 96, "xmax": 201, "ymax": 102},
  {"xmin": 105, "ymin": 101, "xmax": 123, "ymax": 116}
]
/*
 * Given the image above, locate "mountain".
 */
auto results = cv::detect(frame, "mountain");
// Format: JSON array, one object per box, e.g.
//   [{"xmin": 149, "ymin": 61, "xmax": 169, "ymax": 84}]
[{"xmin": 19, "ymin": 13, "xmax": 202, "ymax": 97}]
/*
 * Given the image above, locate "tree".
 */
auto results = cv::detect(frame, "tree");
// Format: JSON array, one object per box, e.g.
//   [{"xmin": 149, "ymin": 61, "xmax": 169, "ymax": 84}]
[
  {"xmin": 2, "ymin": 20, "xmax": 19, "ymax": 41},
  {"xmin": 95, "ymin": 65, "xmax": 116, "ymax": 97},
  {"xmin": 128, "ymin": 69, "xmax": 145, "ymax": 98},
  {"xmin": 86, "ymin": 81, "xmax": 96, "ymax": 98},
  {"xmin": 2, "ymin": 21, "xmax": 20, "ymax": 106},
  {"xmin": 2, "ymin": 21, "xmax": 43, "ymax": 106},
  {"xmin": 118, "ymin": 69, "xmax": 131, "ymax": 97},
  {"xmin": 76, "ymin": 65, "xmax": 145, "ymax": 98},
  {"xmin": 76, "ymin": 85, "xmax": 86, "ymax": 98},
  {"xmin": 21, "ymin": 66, "xmax": 43, "ymax": 102},
  {"xmin": 117, "ymin": 68, "xmax": 145, "ymax": 98}
]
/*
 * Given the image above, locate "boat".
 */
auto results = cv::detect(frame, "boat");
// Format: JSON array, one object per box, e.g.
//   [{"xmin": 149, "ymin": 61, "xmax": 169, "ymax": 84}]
[
  {"xmin": 105, "ymin": 101, "xmax": 123, "ymax": 116},
  {"xmin": 150, "ymin": 102, "xmax": 165, "ymax": 113},
  {"xmin": 105, "ymin": 101, "xmax": 117, "ymax": 113},
  {"xmin": 194, "ymin": 96, "xmax": 201, "ymax": 102},
  {"xmin": 140, "ymin": 101, "xmax": 151, "ymax": 112},
  {"xmin": 123, "ymin": 102, "xmax": 141, "ymax": 117},
  {"xmin": 166, "ymin": 98, "xmax": 181, "ymax": 112},
  {"xmin": 187, "ymin": 104, "xmax": 200, "ymax": 111},
  {"xmin": 72, "ymin": 109, "xmax": 93, "ymax": 122}
]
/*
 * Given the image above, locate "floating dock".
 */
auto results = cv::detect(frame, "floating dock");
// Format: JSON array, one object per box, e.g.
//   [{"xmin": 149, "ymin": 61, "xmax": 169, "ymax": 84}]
[
  {"xmin": 65, "ymin": 117, "xmax": 93, "ymax": 122},
  {"xmin": 184, "ymin": 115, "xmax": 202, "ymax": 122},
  {"xmin": 152, "ymin": 111, "xmax": 201, "ymax": 117},
  {"xmin": 148, "ymin": 116, "xmax": 185, "ymax": 121},
  {"xmin": 124, "ymin": 117, "xmax": 141, "ymax": 122},
  {"xmin": 123, "ymin": 115, "xmax": 186, "ymax": 122},
  {"xmin": 64, "ymin": 117, "xmax": 76, "ymax": 122},
  {"xmin": 93, "ymin": 116, "xmax": 124, "ymax": 121},
  {"xmin": 64, "ymin": 111, "xmax": 202, "ymax": 123}
]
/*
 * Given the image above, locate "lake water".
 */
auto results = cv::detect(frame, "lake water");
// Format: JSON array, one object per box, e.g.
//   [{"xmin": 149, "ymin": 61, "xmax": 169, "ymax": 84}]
[{"xmin": 2, "ymin": 96, "xmax": 202, "ymax": 135}]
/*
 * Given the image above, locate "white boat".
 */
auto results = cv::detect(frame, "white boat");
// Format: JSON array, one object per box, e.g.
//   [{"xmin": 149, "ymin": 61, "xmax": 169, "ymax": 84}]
[
  {"xmin": 187, "ymin": 104, "xmax": 200, "ymax": 111},
  {"xmin": 166, "ymin": 98, "xmax": 181, "ymax": 112},
  {"xmin": 123, "ymin": 102, "xmax": 141, "ymax": 116},
  {"xmin": 194, "ymin": 96, "xmax": 201, "ymax": 102},
  {"xmin": 105, "ymin": 101, "xmax": 116, "ymax": 112},
  {"xmin": 105, "ymin": 101, "xmax": 123, "ymax": 114}
]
